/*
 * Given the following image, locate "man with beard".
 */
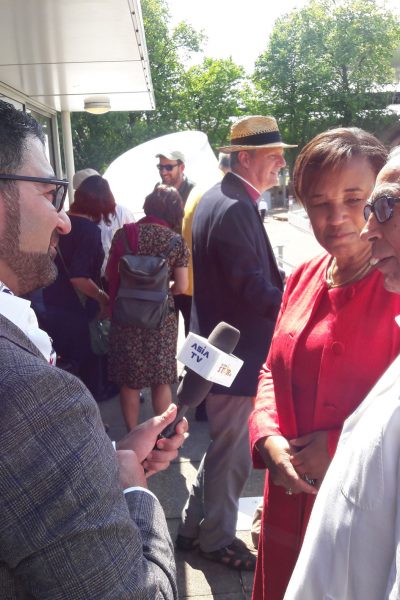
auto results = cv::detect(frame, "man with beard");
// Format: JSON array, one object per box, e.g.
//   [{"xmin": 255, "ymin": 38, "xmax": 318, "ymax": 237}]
[
  {"xmin": 0, "ymin": 100, "xmax": 185, "ymax": 599},
  {"xmin": 155, "ymin": 150, "xmax": 195, "ymax": 335},
  {"xmin": 155, "ymin": 150, "xmax": 195, "ymax": 207},
  {"xmin": 284, "ymin": 147, "xmax": 400, "ymax": 599}
]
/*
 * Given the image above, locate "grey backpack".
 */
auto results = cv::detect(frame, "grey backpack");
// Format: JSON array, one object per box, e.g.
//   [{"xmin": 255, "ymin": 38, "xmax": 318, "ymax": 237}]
[{"xmin": 113, "ymin": 227, "xmax": 180, "ymax": 329}]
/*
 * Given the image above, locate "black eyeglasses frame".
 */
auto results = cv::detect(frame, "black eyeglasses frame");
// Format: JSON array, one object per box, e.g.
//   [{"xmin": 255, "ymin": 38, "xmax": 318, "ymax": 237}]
[
  {"xmin": 0, "ymin": 174, "xmax": 69, "ymax": 212},
  {"xmin": 364, "ymin": 194, "xmax": 400, "ymax": 224}
]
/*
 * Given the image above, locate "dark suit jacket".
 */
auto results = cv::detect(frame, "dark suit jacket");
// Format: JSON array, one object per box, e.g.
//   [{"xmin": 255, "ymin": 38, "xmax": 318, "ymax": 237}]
[
  {"xmin": 191, "ymin": 172, "xmax": 283, "ymax": 396},
  {"xmin": 0, "ymin": 314, "xmax": 177, "ymax": 599}
]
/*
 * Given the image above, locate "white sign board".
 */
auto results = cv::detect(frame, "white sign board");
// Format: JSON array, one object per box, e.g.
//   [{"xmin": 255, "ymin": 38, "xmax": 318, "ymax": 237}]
[{"xmin": 177, "ymin": 332, "xmax": 243, "ymax": 387}]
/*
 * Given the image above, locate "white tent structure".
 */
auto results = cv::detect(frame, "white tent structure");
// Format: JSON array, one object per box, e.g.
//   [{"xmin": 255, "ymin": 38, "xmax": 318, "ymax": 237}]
[
  {"xmin": 104, "ymin": 131, "xmax": 219, "ymax": 219},
  {"xmin": 0, "ymin": 0, "xmax": 154, "ymax": 201}
]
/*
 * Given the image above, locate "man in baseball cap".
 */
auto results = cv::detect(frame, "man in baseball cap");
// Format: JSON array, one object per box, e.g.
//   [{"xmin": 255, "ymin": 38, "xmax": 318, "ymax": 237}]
[{"xmin": 155, "ymin": 150, "xmax": 195, "ymax": 206}]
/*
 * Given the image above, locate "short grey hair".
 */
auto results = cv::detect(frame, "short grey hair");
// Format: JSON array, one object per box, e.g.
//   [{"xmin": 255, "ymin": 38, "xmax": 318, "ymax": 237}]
[{"xmin": 218, "ymin": 152, "xmax": 231, "ymax": 171}]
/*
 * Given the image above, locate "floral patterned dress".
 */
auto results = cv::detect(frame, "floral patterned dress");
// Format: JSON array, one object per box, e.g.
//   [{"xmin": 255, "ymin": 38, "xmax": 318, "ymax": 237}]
[{"xmin": 108, "ymin": 223, "xmax": 189, "ymax": 388}]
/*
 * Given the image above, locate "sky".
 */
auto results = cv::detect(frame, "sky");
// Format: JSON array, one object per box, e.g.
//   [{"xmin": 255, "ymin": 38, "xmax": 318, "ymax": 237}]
[{"xmin": 168, "ymin": 0, "xmax": 400, "ymax": 73}]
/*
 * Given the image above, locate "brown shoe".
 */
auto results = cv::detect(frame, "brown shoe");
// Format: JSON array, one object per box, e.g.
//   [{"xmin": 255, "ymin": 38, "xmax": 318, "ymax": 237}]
[{"xmin": 199, "ymin": 540, "xmax": 256, "ymax": 571}]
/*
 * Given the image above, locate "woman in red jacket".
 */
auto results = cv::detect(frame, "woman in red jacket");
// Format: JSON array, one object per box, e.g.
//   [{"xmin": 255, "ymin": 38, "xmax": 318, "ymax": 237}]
[{"xmin": 249, "ymin": 128, "xmax": 400, "ymax": 600}]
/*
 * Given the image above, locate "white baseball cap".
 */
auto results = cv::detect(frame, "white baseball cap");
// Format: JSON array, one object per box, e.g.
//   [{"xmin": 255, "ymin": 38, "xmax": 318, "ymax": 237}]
[
  {"xmin": 73, "ymin": 168, "xmax": 100, "ymax": 190},
  {"xmin": 155, "ymin": 150, "xmax": 185, "ymax": 163}
]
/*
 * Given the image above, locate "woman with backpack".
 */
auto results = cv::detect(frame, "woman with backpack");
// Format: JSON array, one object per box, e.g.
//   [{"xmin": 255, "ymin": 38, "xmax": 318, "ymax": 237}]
[{"xmin": 106, "ymin": 185, "xmax": 189, "ymax": 430}]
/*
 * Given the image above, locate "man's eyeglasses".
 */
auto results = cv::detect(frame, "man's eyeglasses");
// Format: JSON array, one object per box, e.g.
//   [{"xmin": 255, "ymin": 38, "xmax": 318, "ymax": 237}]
[
  {"xmin": 364, "ymin": 194, "xmax": 400, "ymax": 224},
  {"xmin": 157, "ymin": 163, "xmax": 179, "ymax": 172},
  {"xmin": 0, "ymin": 174, "xmax": 69, "ymax": 212}
]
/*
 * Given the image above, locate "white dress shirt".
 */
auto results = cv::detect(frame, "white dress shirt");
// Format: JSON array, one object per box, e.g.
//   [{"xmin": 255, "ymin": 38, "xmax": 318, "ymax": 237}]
[
  {"xmin": 0, "ymin": 282, "xmax": 55, "ymax": 364},
  {"xmin": 285, "ymin": 321, "xmax": 400, "ymax": 600}
]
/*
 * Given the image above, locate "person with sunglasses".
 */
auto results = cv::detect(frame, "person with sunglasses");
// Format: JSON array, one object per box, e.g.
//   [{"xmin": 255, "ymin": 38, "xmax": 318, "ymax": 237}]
[
  {"xmin": 155, "ymin": 151, "xmax": 195, "ymax": 338},
  {"xmin": 284, "ymin": 146, "xmax": 400, "ymax": 599},
  {"xmin": 155, "ymin": 150, "xmax": 195, "ymax": 207},
  {"xmin": 249, "ymin": 128, "xmax": 400, "ymax": 600},
  {"xmin": 0, "ymin": 99, "xmax": 185, "ymax": 598}
]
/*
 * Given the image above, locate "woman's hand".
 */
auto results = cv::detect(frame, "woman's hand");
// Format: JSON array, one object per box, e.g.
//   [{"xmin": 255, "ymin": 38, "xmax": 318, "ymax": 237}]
[
  {"xmin": 289, "ymin": 431, "xmax": 331, "ymax": 484},
  {"xmin": 97, "ymin": 288, "xmax": 110, "ymax": 319},
  {"xmin": 70, "ymin": 276, "xmax": 110, "ymax": 318},
  {"xmin": 256, "ymin": 435, "xmax": 317, "ymax": 495}
]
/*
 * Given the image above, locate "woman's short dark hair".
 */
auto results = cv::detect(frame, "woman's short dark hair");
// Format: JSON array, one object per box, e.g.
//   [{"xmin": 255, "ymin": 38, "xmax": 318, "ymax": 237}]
[
  {"xmin": 293, "ymin": 127, "xmax": 388, "ymax": 206},
  {"xmin": 143, "ymin": 185, "xmax": 184, "ymax": 229},
  {"xmin": 70, "ymin": 175, "xmax": 116, "ymax": 224}
]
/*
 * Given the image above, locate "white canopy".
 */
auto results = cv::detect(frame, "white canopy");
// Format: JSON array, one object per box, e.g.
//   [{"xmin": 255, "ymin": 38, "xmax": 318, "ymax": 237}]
[
  {"xmin": 104, "ymin": 130, "xmax": 219, "ymax": 219},
  {"xmin": 0, "ymin": 0, "xmax": 154, "ymax": 113}
]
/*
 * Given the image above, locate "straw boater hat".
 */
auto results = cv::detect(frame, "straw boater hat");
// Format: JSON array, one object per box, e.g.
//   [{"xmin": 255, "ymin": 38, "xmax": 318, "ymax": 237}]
[{"xmin": 218, "ymin": 115, "xmax": 297, "ymax": 152}]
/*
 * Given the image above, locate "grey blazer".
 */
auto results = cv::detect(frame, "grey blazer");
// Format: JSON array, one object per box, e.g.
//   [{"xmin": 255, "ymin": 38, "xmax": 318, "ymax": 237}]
[{"xmin": 0, "ymin": 314, "xmax": 177, "ymax": 599}]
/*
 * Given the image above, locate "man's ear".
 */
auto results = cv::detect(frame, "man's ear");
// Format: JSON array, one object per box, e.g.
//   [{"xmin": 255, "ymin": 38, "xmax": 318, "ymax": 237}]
[{"xmin": 238, "ymin": 150, "xmax": 251, "ymax": 168}]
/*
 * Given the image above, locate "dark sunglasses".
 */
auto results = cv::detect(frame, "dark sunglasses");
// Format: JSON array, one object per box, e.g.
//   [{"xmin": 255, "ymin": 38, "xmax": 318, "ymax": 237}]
[
  {"xmin": 0, "ymin": 174, "xmax": 69, "ymax": 212},
  {"xmin": 364, "ymin": 194, "xmax": 400, "ymax": 224},
  {"xmin": 157, "ymin": 163, "xmax": 179, "ymax": 172}
]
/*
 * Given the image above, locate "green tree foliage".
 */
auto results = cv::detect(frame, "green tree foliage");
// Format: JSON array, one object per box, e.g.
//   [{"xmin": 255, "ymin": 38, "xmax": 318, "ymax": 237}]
[
  {"xmin": 180, "ymin": 58, "xmax": 245, "ymax": 147},
  {"xmin": 71, "ymin": 0, "xmax": 240, "ymax": 172},
  {"xmin": 253, "ymin": 0, "xmax": 400, "ymax": 156}
]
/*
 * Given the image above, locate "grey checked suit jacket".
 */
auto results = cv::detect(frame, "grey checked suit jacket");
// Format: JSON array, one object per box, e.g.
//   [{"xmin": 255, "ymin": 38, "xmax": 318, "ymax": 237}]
[{"xmin": 0, "ymin": 314, "xmax": 177, "ymax": 599}]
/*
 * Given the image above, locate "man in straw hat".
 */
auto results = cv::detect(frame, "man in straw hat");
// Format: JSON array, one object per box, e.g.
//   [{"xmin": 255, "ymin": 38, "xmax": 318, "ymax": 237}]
[{"xmin": 176, "ymin": 115, "xmax": 297, "ymax": 570}]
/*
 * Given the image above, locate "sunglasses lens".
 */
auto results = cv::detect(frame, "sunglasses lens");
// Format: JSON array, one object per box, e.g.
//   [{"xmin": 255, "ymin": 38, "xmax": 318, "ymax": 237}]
[
  {"xmin": 157, "ymin": 164, "xmax": 177, "ymax": 172},
  {"xmin": 363, "ymin": 204, "xmax": 371, "ymax": 221},
  {"xmin": 374, "ymin": 197, "xmax": 391, "ymax": 223}
]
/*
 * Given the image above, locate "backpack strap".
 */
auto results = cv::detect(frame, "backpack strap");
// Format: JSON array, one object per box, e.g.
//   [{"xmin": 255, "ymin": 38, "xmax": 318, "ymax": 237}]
[
  {"xmin": 121, "ymin": 225, "xmax": 134, "ymax": 254},
  {"xmin": 159, "ymin": 234, "xmax": 180, "ymax": 260}
]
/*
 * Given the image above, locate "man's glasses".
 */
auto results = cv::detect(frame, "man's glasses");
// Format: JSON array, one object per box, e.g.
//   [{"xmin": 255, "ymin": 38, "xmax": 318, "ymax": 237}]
[
  {"xmin": 0, "ymin": 174, "xmax": 69, "ymax": 212},
  {"xmin": 157, "ymin": 163, "xmax": 179, "ymax": 172},
  {"xmin": 364, "ymin": 194, "xmax": 400, "ymax": 224}
]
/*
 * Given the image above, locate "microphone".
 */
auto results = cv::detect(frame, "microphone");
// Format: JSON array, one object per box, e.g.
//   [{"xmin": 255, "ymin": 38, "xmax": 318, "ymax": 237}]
[{"xmin": 161, "ymin": 322, "xmax": 240, "ymax": 438}]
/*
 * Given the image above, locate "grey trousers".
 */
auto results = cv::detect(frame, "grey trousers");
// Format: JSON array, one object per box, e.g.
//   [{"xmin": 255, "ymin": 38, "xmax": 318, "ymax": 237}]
[{"xmin": 178, "ymin": 393, "xmax": 253, "ymax": 552}]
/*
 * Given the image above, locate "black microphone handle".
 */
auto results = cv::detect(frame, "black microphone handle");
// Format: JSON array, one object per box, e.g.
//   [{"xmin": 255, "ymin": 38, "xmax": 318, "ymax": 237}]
[
  {"xmin": 160, "ymin": 322, "xmax": 240, "ymax": 439},
  {"xmin": 160, "ymin": 371, "xmax": 214, "ymax": 438}
]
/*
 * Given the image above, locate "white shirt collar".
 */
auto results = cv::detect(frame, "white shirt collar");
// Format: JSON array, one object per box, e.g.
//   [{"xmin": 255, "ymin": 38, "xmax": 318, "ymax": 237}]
[
  {"xmin": 231, "ymin": 172, "xmax": 261, "ymax": 196},
  {"xmin": 0, "ymin": 283, "xmax": 55, "ymax": 364}
]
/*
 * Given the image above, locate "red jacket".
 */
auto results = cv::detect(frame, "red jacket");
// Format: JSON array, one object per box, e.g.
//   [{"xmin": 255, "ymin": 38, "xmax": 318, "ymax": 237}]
[{"xmin": 249, "ymin": 253, "xmax": 400, "ymax": 600}]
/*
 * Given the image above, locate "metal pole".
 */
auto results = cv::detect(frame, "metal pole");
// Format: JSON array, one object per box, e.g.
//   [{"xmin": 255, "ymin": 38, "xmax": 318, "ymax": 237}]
[{"xmin": 60, "ymin": 110, "xmax": 75, "ymax": 208}]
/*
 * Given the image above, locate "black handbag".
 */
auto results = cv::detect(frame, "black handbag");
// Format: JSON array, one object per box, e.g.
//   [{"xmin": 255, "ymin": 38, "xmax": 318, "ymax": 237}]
[{"xmin": 88, "ymin": 318, "xmax": 110, "ymax": 355}]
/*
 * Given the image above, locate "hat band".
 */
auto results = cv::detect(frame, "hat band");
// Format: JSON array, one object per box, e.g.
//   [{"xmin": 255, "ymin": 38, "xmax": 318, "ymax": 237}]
[{"xmin": 230, "ymin": 131, "xmax": 282, "ymax": 146}]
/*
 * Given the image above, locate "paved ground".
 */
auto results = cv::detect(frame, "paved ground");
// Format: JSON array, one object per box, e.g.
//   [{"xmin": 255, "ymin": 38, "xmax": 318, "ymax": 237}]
[
  {"xmin": 265, "ymin": 207, "xmax": 323, "ymax": 274},
  {"xmin": 99, "ymin": 211, "xmax": 322, "ymax": 599},
  {"xmin": 100, "ymin": 392, "xmax": 260, "ymax": 599}
]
